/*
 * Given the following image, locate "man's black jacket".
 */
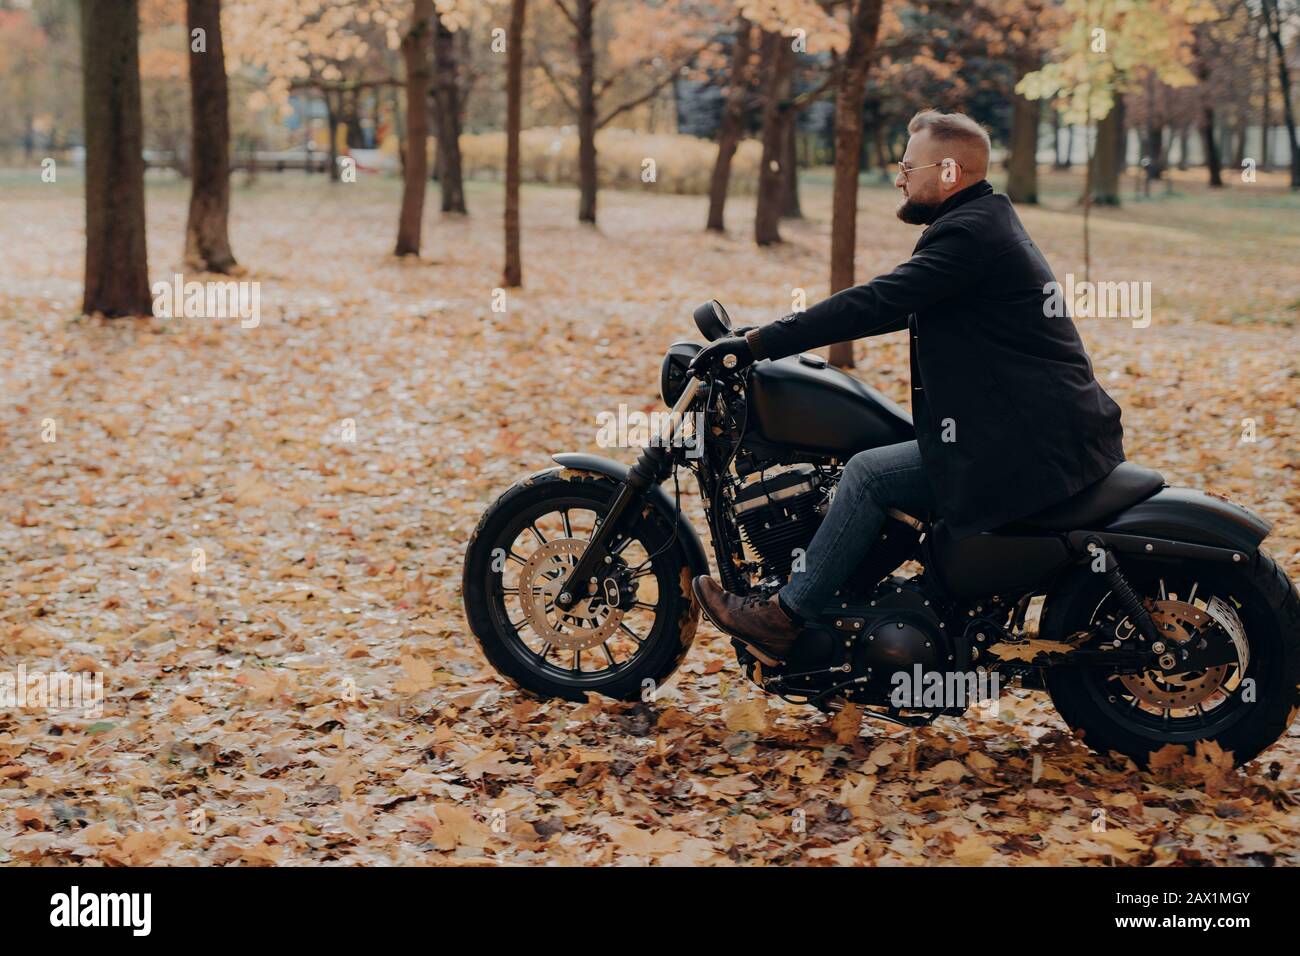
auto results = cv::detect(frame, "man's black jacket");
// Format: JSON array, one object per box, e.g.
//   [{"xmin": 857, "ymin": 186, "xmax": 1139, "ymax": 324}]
[{"xmin": 747, "ymin": 180, "xmax": 1126, "ymax": 540}]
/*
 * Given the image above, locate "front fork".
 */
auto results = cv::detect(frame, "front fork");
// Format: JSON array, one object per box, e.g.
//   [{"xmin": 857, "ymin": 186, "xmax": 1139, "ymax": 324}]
[{"xmin": 554, "ymin": 377, "xmax": 703, "ymax": 612}]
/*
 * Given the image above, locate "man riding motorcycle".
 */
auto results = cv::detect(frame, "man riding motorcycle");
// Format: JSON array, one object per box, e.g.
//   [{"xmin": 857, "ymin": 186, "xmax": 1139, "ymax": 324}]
[{"xmin": 690, "ymin": 108, "xmax": 1126, "ymax": 667}]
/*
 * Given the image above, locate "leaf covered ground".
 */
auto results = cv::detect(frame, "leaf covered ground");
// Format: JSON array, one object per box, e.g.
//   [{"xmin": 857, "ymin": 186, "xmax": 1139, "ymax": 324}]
[{"xmin": 0, "ymin": 170, "xmax": 1298, "ymax": 865}]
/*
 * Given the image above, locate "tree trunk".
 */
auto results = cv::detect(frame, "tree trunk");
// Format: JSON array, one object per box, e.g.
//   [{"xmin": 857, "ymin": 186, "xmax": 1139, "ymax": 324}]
[
  {"xmin": 1192, "ymin": 28, "xmax": 1223, "ymax": 188},
  {"xmin": 1060, "ymin": 122, "xmax": 1074, "ymax": 168},
  {"xmin": 1088, "ymin": 105, "xmax": 1122, "ymax": 206},
  {"xmin": 575, "ymin": 0, "xmax": 598, "ymax": 223},
  {"xmin": 754, "ymin": 30, "xmax": 793, "ymax": 246},
  {"xmin": 1006, "ymin": 74, "xmax": 1040, "ymax": 204},
  {"xmin": 1234, "ymin": 38, "xmax": 1252, "ymax": 171},
  {"xmin": 827, "ymin": 0, "xmax": 884, "ymax": 369},
  {"xmin": 1263, "ymin": 0, "xmax": 1300, "ymax": 188},
  {"xmin": 781, "ymin": 117, "xmax": 802, "ymax": 218},
  {"xmin": 503, "ymin": 0, "xmax": 526, "ymax": 286},
  {"xmin": 1261, "ymin": 33, "xmax": 1272, "ymax": 171},
  {"xmin": 390, "ymin": 85, "xmax": 405, "ymax": 174},
  {"xmin": 342, "ymin": 88, "xmax": 364, "ymax": 148},
  {"xmin": 432, "ymin": 12, "xmax": 467, "ymax": 213},
  {"xmin": 395, "ymin": 0, "xmax": 433, "ymax": 256},
  {"xmin": 872, "ymin": 122, "xmax": 888, "ymax": 171},
  {"xmin": 1146, "ymin": 124, "xmax": 1164, "ymax": 178},
  {"xmin": 1144, "ymin": 73, "xmax": 1163, "ymax": 180},
  {"xmin": 1177, "ymin": 125, "xmax": 1190, "ymax": 170},
  {"xmin": 457, "ymin": 30, "xmax": 474, "ymax": 124},
  {"xmin": 184, "ymin": 0, "xmax": 237, "ymax": 273},
  {"xmin": 1201, "ymin": 105, "xmax": 1224, "ymax": 187},
  {"xmin": 1113, "ymin": 94, "xmax": 1127, "ymax": 172},
  {"xmin": 326, "ymin": 91, "xmax": 341, "ymax": 181},
  {"xmin": 81, "ymin": 0, "xmax": 151, "ymax": 317},
  {"xmin": 706, "ymin": 16, "xmax": 752, "ymax": 232}
]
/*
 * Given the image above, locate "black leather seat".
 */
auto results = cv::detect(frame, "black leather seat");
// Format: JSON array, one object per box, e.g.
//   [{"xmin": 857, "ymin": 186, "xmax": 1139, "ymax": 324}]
[{"xmin": 1015, "ymin": 462, "xmax": 1165, "ymax": 531}]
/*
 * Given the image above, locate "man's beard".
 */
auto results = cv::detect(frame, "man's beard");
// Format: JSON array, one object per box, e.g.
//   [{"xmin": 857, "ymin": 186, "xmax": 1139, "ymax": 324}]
[{"xmin": 896, "ymin": 195, "xmax": 940, "ymax": 225}]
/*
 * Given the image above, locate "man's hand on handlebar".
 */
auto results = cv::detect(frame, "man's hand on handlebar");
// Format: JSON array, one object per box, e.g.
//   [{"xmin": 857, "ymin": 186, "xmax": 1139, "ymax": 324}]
[{"xmin": 687, "ymin": 335, "xmax": 755, "ymax": 378}]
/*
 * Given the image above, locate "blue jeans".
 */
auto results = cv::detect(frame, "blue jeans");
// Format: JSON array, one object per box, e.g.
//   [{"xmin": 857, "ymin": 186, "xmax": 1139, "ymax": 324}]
[{"xmin": 780, "ymin": 440, "xmax": 933, "ymax": 622}]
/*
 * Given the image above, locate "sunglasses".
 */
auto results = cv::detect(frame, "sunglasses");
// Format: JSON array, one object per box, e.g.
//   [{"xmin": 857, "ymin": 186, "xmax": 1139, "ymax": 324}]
[{"xmin": 897, "ymin": 159, "xmax": 956, "ymax": 180}]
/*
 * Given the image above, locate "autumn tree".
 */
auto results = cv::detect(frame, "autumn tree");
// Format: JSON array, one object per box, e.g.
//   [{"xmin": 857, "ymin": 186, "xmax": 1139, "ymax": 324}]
[
  {"xmin": 855, "ymin": 0, "xmax": 993, "ymax": 174},
  {"xmin": 535, "ymin": 0, "xmax": 714, "ymax": 225},
  {"xmin": 705, "ymin": 14, "xmax": 754, "ymax": 233},
  {"xmin": 504, "ymin": 0, "xmax": 526, "ymax": 285},
  {"xmin": 1019, "ymin": 0, "xmax": 1210, "ymax": 274},
  {"xmin": 81, "ymin": 0, "xmax": 152, "ymax": 316},
  {"xmin": 748, "ymin": 2, "xmax": 844, "ymax": 246},
  {"xmin": 753, "ymin": 29, "xmax": 795, "ymax": 245},
  {"xmin": 1261, "ymin": 0, "xmax": 1299, "ymax": 187},
  {"xmin": 431, "ymin": 8, "xmax": 467, "ymax": 213},
  {"xmin": 826, "ymin": 0, "xmax": 885, "ymax": 368},
  {"xmin": 961, "ymin": 0, "xmax": 1065, "ymax": 205},
  {"xmin": 185, "ymin": 0, "xmax": 238, "ymax": 273},
  {"xmin": 224, "ymin": 0, "xmax": 404, "ymax": 182},
  {"xmin": 1192, "ymin": 22, "xmax": 1224, "ymax": 187},
  {"xmin": 0, "ymin": 4, "xmax": 72, "ymax": 161},
  {"xmin": 395, "ymin": 0, "xmax": 433, "ymax": 256}
]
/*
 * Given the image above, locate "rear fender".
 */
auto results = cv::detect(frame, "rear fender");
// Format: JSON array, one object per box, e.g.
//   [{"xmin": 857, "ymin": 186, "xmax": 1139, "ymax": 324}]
[{"xmin": 1066, "ymin": 486, "xmax": 1271, "ymax": 565}]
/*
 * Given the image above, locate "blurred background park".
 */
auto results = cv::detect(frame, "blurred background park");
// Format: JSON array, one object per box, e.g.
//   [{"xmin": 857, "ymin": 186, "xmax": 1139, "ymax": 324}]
[{"xmin": 0, "ymin": 0, "xmax": 1298, "ymax": 866}]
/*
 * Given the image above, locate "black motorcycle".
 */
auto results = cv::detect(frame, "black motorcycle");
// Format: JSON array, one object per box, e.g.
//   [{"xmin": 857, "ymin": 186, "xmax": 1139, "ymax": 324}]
[{"xmin": 463, "ymin": 301, "xmax": 1300, "ymax": 767}]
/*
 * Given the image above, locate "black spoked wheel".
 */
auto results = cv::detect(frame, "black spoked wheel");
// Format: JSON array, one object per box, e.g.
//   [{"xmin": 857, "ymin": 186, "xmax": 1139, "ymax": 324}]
[
  {"xmin": 462, "ymin": 468, "xmax": 700, "ymax": 701},
  {"xmin": 1044, "ymin": 553, "xmax": 1300, "ymax": 767}
]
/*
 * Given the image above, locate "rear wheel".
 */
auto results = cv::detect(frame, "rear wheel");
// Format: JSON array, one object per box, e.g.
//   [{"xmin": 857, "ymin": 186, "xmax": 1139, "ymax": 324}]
[
  {"xmin": 1043, "ymin": 552, "xmax": 1300, "ymax": 767},
  {"xmin": 462, "ymin": 468, "xmax": 700, "ymax": 701}
]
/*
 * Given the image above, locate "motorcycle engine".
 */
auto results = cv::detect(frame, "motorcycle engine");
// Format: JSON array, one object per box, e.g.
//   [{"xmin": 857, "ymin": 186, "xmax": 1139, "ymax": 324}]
[
  {"xmin": 733, "ymin": 465, "xmax": 826, "ymax": 580},
  {"xmin": 733, "ymin": 464, "xmax": 923, "ymax": 599},
  {"xmin": 746, "ymin": 575, "xmax": 968, "ymax": 713}
]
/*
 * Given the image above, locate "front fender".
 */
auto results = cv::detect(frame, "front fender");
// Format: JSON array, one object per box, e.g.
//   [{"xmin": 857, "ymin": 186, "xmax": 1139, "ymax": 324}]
[{"xmin": 551, "ymin": 453, "xmax": 710, "ymax": 578}]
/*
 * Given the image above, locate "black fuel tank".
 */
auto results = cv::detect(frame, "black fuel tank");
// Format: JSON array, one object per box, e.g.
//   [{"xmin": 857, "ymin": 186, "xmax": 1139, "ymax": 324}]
[{"xmin": 749, "ymin": 353, "xmax": 914, "ymax": 455}]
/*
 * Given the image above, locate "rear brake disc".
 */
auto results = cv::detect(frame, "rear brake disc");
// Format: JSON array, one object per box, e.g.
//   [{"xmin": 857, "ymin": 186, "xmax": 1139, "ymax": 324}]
[{"xmin": 1118, "ymin": 598, "xmax": 1243, "ymax": 709}]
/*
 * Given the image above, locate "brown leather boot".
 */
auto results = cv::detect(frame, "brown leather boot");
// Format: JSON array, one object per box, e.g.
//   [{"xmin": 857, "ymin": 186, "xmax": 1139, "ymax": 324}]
[{"xmin": 692, "ymin": 576, "xmax": 802, "ymax": 667}]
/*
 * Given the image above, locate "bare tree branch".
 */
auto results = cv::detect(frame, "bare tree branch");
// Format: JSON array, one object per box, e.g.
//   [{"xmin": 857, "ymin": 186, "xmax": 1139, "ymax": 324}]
[
  {"xmin": 596, "ymin": 34, "xmax": 720, "ymax": 128},
  {"xmin": 535, "ymin": 57, "xmax": 580, "ymax": 115},
  {"xmin": 552, "ymin": 0, "xmax": 579, "ymax": 30}
]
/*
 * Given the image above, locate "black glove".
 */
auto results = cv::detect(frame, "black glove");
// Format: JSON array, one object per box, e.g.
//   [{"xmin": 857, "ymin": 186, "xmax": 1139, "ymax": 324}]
[{"xmin": 687, "ymin": 335, "xmax": 755, "ymax": 378}]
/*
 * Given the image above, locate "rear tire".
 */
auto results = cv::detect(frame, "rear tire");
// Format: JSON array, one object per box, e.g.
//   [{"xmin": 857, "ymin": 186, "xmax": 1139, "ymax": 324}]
[
  {"xmin": 1043, "ymin": 551, "xmax": 1300, "ymax": 768},
  {"xmin": 462, "ymin": 467, "xmax": 700, "ymax": 702}
]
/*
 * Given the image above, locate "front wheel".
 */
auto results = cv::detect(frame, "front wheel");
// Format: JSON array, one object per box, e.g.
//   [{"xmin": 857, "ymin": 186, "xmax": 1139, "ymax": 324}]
[
  {"xmin": 462, "ymin": 467, "xmax": 700, "ymax": 702},
  {"xmin": 1043, "ymin": 551, "xmax": 1300, "ymax": 768}
]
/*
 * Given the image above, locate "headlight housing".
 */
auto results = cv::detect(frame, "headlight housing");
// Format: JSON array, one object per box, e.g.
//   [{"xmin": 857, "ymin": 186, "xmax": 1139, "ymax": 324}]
[{"xmin": 660, "ymin": 341, "xmax": 702, "ymax": 407}]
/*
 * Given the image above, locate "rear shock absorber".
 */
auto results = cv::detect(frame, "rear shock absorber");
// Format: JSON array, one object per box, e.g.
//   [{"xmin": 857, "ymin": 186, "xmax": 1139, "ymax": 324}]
[{"xmin": 1084, "ymin": 535, "xmax": 1161, "ymax": 645}]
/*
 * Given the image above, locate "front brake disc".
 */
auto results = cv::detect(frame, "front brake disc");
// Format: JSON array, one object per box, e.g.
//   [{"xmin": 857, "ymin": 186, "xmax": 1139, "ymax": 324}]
[{"xmin": 517, "ymin": 538, "xmax": 626, "ymax": 651}]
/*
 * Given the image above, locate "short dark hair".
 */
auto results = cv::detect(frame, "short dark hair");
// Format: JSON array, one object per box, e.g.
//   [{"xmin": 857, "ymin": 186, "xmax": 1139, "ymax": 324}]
[{"xmin": 907, "ymin": 109, "xmax": 991, "ymax": 155}]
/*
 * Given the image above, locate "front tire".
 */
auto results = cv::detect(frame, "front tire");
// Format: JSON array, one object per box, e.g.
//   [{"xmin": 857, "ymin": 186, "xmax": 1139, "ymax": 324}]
[
  {"xmin": 462, "ymin": 467, "xmax": 700, "ymax": 702},
  {"xmin": 1043, "ymin": 551, "xmax": 1300, "ymax": 768}
]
